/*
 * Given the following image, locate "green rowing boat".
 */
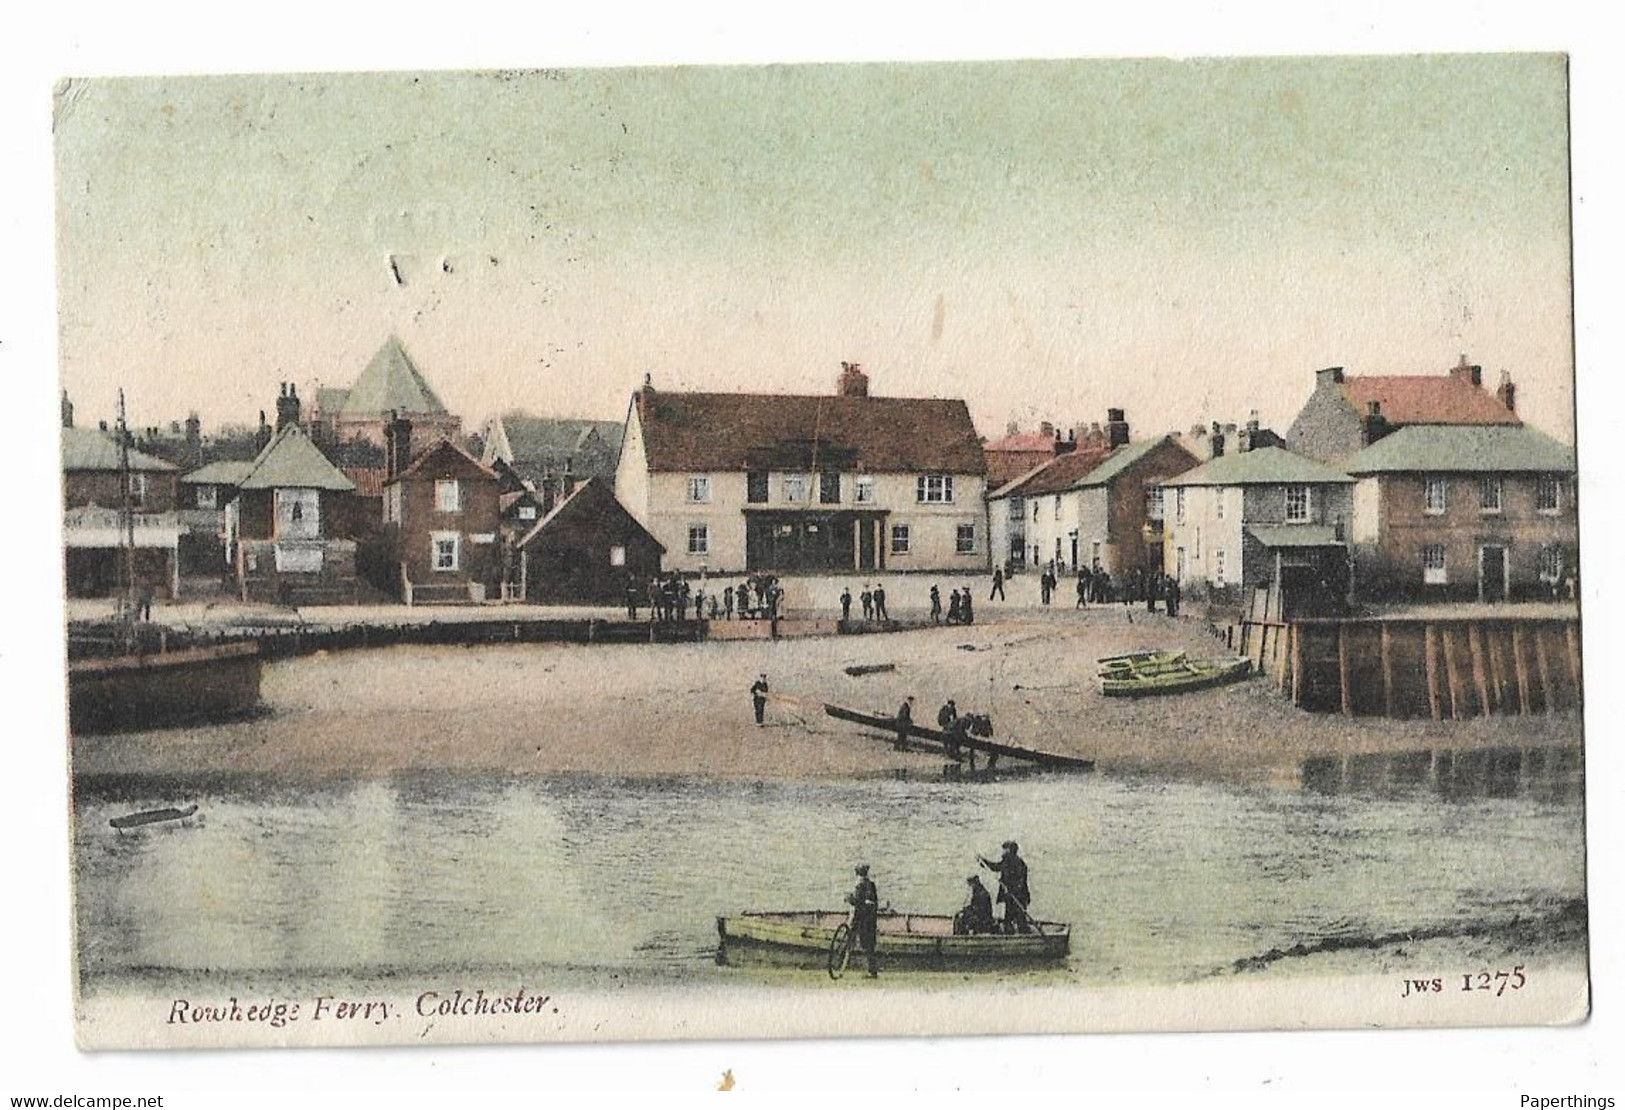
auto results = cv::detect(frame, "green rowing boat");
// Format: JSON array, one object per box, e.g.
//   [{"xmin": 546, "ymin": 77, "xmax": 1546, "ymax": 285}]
[{"xmin": 1097, "ymin": 651, "xmax": 1253, "ymax": 697}]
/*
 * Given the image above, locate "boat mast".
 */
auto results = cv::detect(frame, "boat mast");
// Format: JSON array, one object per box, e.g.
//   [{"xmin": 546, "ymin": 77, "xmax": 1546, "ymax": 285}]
[{"xmin": 116, "ymin": 389, "xmax": 138, "ymax": 624}]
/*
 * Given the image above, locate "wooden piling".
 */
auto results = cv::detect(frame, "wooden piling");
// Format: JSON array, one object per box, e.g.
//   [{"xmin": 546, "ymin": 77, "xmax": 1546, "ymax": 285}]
[
  {"xmin": 1276, "ymin": 624, "xmax": 1291, "ymax": 694},
  {"xmin": 1380, "ymin": 623, "xmax": 1395, "ymax": 718},
  {"xmin": 1442, "ymin": 628, "xmax": 1464, "ymax": 720},
  {"xmin": 1468, "ymin": 625, "xmax": 1491, "ymax": 718},
  {"xmin": 1487, "ymin": 628, "xmax": 1507, "ymax": 715},
  {"xmin": 1424, "ymin": 623, "xmax": 1442, "ymax": 721},
  {"xmin": 1513, "ymin": 625, "xmax": 1531, "ymax": 715},
  {"xmin": 1535, "ymin": 627, "xmax": 1556, "ymax": 715},
  {"xmin": 1291, "ymin": 623, "xmax": 1303, "ymax": 708},
  {"xmin": 1338, "ymin": 623, "xmax": 1353, "ymax": 717}
]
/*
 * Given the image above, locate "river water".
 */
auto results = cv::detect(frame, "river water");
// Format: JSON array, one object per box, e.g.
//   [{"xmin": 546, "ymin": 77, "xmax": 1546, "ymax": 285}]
[{"xmin": 73, "ymin": 745, "xmax": 1586, "ymax": 991}]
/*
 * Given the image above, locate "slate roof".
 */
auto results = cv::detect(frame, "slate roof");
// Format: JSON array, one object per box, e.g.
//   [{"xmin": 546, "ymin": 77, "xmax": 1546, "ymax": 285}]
[
  {"xmin": 180, "ymin": 460, "xmax": 254, "ymax": 486},
  {"xmin": 988, "ymin": 447, "xmax": 1111, "ymax": 499},
  {"xmin": 61, "ymin": 427, "xmax": 178, "ymax": 472},
  {"xmin": 1340, "ymin": 375, "xmax": 1520, "ymax": 426},
  {"xmin": 1073, "ymin": 436, "xmax": 1199, "ymax": 489},
  {"xmin": 339, "ymin": 336, "xmax": 449, "ymax": 415},
  {"xmin": 237, "ymin": 425, "xmax": 355, "ymax": 491},
  {"xmin": 1247, "ymin": 525, "xmax": 1343, "ymax": 548},
  {"xmin": 485, "ymin": 412, "xmax": 623, "ymax": 481},
  {"xmin": 1161, "ymin": 446, "xmax": 1354, "ymax": 487},
  {"xmin": 632, "ymin": 390, "xmax": 987, "ymax": 475},
  {"xmin": 1342, "ymin": 425, "xmax": 1575, "ymax": 475},
  {"xmin": 515, "ymin": 478, "xmax": 665, "ymax": 552}
]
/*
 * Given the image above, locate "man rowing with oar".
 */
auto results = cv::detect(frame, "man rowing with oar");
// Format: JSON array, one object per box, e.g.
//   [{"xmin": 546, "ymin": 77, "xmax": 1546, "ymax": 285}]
[{"xmin": 978, "ymin": 840, "xmax": 1034, "ymax": 934}]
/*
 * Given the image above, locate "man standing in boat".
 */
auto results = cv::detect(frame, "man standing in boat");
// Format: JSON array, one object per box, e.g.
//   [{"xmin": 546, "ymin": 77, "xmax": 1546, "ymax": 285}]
[
  {"xmin": 979, "ymin": 841, "xmax": 1033, "ymax": 934},
  {"xmin": 751, "ymin": 673, "xmax": 770, "ymax": 727},
  {"xmin": 845, "ymin": 864, "xmax": 880, "ymax": 977}
]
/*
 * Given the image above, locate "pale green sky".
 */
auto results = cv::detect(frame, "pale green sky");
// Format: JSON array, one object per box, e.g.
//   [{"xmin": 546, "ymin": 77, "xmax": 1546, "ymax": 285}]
[{"xmin": 55, "ymin": 55, "xmax": 1573, "ymax": 441}]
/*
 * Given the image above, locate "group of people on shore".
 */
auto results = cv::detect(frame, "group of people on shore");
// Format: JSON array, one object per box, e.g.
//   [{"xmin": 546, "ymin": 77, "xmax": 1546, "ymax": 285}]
[
  {"xmin": 841, "ymin": 841, "xmax": 1036, "ymax": 977},
  {"xmin": 1009, "ymin": 562, "xmax": 1183, "ymax": 617},
  {"xmin": 627, "ymin": 573, "xmax": 784, "ymax": 623},
  {"xmin": 838, "ymin": 583, "xmax": 890, "ymax": 623}
]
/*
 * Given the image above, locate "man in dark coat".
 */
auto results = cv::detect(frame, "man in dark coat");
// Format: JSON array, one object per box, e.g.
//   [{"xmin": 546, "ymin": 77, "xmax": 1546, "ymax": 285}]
[
  {"xmin": 961, "ymin": 590, "xmax": 974, "ymax": 625},
  {"xmin": 724, "ymin": 585, "xmax": 734, "ymax": 620},
  {"xmin": 845, "ymin": 864, "xmax": 880, "ymax": 977},
  {"xmin": 860, "ymin": 585, "xmax": 873, "ymax": 621},
  {"xmin": 840, "ymin": 587, "xmax": 852, "ymax": 622},
  {"xmin": 979, "ymin": 840, "xmax": 1033, "ymax": 934},
  {"xmin": 954, "ymin": 875, "xmax": 996, "ymax": 935},
  {"xmin": 989, "ymin": 567, "xmax": 1005, "ymax": 601},
  {"xmin": 894, "ymin": 695, "xmax": 914, "ymax": 750},
  {"xmin": 929, "ymin": 584, "xmax": 943, "ymax": 624},
  {"xmin": 1076, "ymin": 572, "xmax": 1088, "ymax": 609},
  {"xmin": 750, "ymin": 673, "xmax": 770, "ymax": 726},
  {"xmin": 873, "ymin": 583, "xmax": 888, "ymax": 621},
  {"xmin": 1166, "ymin": 575, "xmax": 1181, "ymax": 617}
]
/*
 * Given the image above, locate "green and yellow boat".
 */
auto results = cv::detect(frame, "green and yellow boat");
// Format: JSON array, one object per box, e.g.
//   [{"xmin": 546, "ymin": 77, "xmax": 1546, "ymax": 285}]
[{"xmin": 1097, "ymin": 650, "xmax": 1253, "ymax": 697}]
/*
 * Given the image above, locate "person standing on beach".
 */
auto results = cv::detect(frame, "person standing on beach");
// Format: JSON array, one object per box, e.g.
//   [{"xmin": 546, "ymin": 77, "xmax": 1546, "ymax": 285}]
[
  {"xmin": 1146, "ymin": 572, "xmax": 1158, "ymax": 614},
  {"xmin": 1166, "ymin": 575, "xmax": 1181, "ymax": 618},
  {"xmin": 750, "ymin": 674, "xmax": 770, "ymax": 726},
  {"xmin": 625, "ymin": 577, "xmax": 640, "ymax": 619},
  {"xmin": 989, "ymin": 566, "xmax": 1005, "ymax": 601},
  {"xmin": 893, "ymin": 696, "xmax": 914, "ymax": 750},
  {"xmin": 961, "ymin": 590, "xmax": 974, "ymax": 625},
  {"xmin": 1076, "ymin": 572, "xmax": 1088, "ymax": 609},
  {"xmin": 724, "ymin": 585, "xmax": 734, "ymax": 620},
  {"xmin": 840, "ymin": 587, "xmax": 852, "ymax": 622},
  {"xmin": 929, "ymin": 584, "xmax": 943, "ymax": 624},
  {"xmin": 845, "ymin": 864, "xmax": 880, "ymax": 978},
  {"xmin": 874, "ymin": 583, "xmax": 888, "ymax": 621},
  {"xmin": 861, "ymin": 585, "xmax": 873, "ymax": 621}
]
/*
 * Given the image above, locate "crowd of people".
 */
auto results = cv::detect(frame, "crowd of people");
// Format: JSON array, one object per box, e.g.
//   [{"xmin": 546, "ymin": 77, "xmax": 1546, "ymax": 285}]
[
  {"xmin": 625, "ymin": 573, "xmax": 785, "ymax": 623},
  {"xmin": 1021, "ymin": 562, "xmax": 1182, "ymax": 616}
]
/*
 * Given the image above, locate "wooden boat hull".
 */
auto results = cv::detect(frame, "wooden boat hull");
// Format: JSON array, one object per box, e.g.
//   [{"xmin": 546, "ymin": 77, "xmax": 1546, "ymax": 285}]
[
  {"xmin": 823, "ymin": 705, "xmax": 1094, "ymax": 771},
  {"xmin": 109, "ymin": 804, "xmax": 198, "ymax": 830},
  {"xmin": 716, "ymin": 911, "xmax": 1070, "ymax": 968},
  {"xmin": 68, "ymin": 642, "xmax": 263, "ymax": 734},
  {"xmin": 1099, "ymin": 655, "xmax": 1253, "ymax": 697}
]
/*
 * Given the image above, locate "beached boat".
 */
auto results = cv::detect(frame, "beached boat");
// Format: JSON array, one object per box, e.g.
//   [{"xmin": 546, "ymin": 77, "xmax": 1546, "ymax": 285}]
[
  {"xmin": 822, "ymin": 704, "xmax": 1095, "ymax": 771},
  {"xmin": 1097, "ymin": 651, "xmax": 1253, "ymax": 697},
  {"xmin": 69, "ymin": 641, "xmax": 263, "ymax": 734},
  {"xmin": 716, "ymin": 910, "xmax": 1070, "ymax": 968},
  {"xmin": 109, "ymin": 804, "xmax": 198, "ymax": 830}
]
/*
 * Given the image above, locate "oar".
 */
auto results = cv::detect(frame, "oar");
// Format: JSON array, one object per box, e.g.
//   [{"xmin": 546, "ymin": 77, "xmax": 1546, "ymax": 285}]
[{"xmin": 977, "ymin": 857, "xmax": 1045, "ymax": 937}]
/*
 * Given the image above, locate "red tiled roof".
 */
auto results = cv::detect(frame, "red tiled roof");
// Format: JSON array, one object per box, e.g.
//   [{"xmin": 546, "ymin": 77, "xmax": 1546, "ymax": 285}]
[
  {"xmin": 342, "ymin": 466, "xmax": 387, "ymax": 498},
  {"xmin": 989, "ymin": 447, "xmax": 1113, "ymax": 498},
  {"xmin": 1341, "ymin": 376, "xmax": 1520, "ymax": 426},
  {"xmin": 634, "ymin": 390, "xmax": 987, "ymax": 475}
]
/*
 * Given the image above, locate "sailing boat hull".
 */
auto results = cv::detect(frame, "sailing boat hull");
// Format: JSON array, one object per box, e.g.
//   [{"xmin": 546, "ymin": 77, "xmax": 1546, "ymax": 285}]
[{"xmin": 68, "ymin": 642, "xmax": 263, "ymax": 734}]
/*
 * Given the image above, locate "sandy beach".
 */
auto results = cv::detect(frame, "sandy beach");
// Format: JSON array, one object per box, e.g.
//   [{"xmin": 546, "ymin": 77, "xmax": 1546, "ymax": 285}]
[{"xmin": 70, "ymin": 599, "xmax": 1583, "ymax": 785}]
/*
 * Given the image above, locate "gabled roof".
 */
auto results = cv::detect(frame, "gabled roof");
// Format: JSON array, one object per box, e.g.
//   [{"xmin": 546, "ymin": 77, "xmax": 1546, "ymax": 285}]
[
  {"xmin": 1342, "ymin": 424, "xmax": 1575, "ymax": 475},
  {"xmin": 1162, "ymin": 446, "xmax": 1354, "ymax": 487},
  {"xmin": 484, "ymin": 412, "xmax": 623, "ymax": 484},
  {"xmin": 61, "ymin": 427, "xmax": 178, "ymax": 472},
  {"xmin": 339, "ymin": 336, "xmax": 449, "ymax": 415},
  {"xmin": 988, "ymin": 447, "xmax": 1111, "ymax": 499},
  {"xmin": 385, "ymin": 436, "xmax": 498, "ymax": 485},
  {"xmin": 1340, "ymin": 375, "xmax": 1520, "ymax": 426},
  {"xmin": 238, "ymin": 425, "xmax": 355, "ymax": 491},
  {"xmin": 515, "ymin": 478, "xmax": 665, "ymax": 552},
  {"xmin": 181, "ymin": 460, "xmax": 254, "ymax": 486},
  {"xmin": 632, "ymin": 389, "xmax": 987, "ymax": 475},
  {"xmin": 1073, "ymin": 435, "xmax": 1199, "ymax": 489}
]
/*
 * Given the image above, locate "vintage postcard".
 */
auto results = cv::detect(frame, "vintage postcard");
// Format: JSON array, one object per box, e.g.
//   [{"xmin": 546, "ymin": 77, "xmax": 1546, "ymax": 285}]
[{"xmin": 55, "ymin": 55, "xmax": 1586, "ymax": 1050}]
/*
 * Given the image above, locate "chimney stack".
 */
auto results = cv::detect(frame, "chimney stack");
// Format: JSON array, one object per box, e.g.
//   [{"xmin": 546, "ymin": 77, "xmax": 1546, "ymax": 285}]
[
  {"xmin": 1362, "ymin": 400, "xmax": 1393, "ymax": 447},
  {"xmin": 1209, "ymin": 421, "xmax": 1226, "ymax": 459},
  {"xmin": 61, "ymin": 391, "xmax": 74, "ymax": 429},
  {"xmin": 837, "ymin": 361, "xmax": 870, "ymax": 398},
  {"xmin": 1316, "ymin": 367, "xmax": 1345, "ymax": 389},
  {"xmin": 1496, "ymin": 370, "xmax": 1517, "ymax": 413},
  {"xmin": 275, "ymin": 382, "xmax": 301, "ymax": 431},
  {"xmin": 385, "ymin": 411, "xmax": 414, "ymax": 479},
  {"xmin": 1106, "ymin": 408, "xmax": 1130, "ymax": 449},
  {"xmin": 1039, "ymin": 421, "xmax": 1055, "ymax": 439},
  {"xmin": 255, "ymin": 410, "xmax": 271, "ymax": 452},
  {"xmin": 1005, "ymin": 420, "xmax": 1020, "ymax": 437},
  {"xmin": 1449, "ymin": 353, "xmax": 1483, "ymax": 388}
]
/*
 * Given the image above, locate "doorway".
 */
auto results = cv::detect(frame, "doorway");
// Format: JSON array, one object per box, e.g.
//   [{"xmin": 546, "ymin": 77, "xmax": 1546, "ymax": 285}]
[{"xmin": 1479, "ymin": 544, "xmax": 1508, "ymax": 603}]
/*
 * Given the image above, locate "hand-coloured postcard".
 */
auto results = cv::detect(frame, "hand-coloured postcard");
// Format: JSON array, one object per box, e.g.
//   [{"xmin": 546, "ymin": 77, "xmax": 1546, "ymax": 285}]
[{"xmin": 56, "ymin": 54, "xmax": 1587, "ymax": 1051}]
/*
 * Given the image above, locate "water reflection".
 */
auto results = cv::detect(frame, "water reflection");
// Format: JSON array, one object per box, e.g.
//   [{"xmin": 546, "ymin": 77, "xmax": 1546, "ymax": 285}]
[{"xmin": 1297, "ymin": 745, "xmax": 1582, "ymax": 804}]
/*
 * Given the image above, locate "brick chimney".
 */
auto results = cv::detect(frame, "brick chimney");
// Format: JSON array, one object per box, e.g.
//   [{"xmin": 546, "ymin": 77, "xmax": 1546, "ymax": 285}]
[
  {"xmin": 837, "ymin": 361, "xmax": 870, "ymax": 398},
  {"xmin": 1316, "ymin": 367, "xmax": 1345, "ymax": 389},
  {"xmin": 1005, "ymin": 420, "xmax": 1020, "ymax": 437},
  {"xmin": 1106, "ymin": 408, "xmax": 1130, "ymax": 449},
  {"xmin": 1362, "ymin": 400, "xmax": 1393, "ymax": 447},
  {"xmin": 185, "ymin": 412, "xmax": 202, "ymax": 468},
  {"xmin": 275, "ymin": 382, "xmax": 301, "ymax": 431},
  {"xmin": 1209, "ymin": 421, "xmax": 1226, "ymax": 459},
  {"xmin": 1496, "ymin": 370, "xmax": 1517, "ymax": 413},
  {"xmin": 1039, "ymin": 421, "xmax": 1055, "ymax": 439},
  {"xmin": 60, "ymin": 391, "xmax": 74, "ymax": 429},
  {"xmin": 1449, "ymin": 353, "xmax": 1483, "ymax": 388},
  {"xmin": 255, "ymin": 410, "xmax": 271, "ymax": 453},
  {"xmin": 385, "ymin": 411, "xmax": 414, "ymax": 479}
]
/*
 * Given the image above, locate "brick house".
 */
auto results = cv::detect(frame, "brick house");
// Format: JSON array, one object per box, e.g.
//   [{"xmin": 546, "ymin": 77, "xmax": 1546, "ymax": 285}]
[
  {"xmin": 514, "ymin": 479, "xmax": 665, "ymax": 603},
  {"xmin": 1286, "ymin": 355, "xmax": 1521, "ymax": 462},
  {"xmin": 381, "ymin": 424, "xmax": 502, "ymax": 604},
  {"xmin": 61, "ymin": 426, "xmax": 182, "ymax": 599},
  {"xmin": 1159, "ymin": 445, "xmax": 1356, "ymax": 612},
  {"xmin": 229, "ymin": 424, "xmax": 363, "ymax": 604},
  {"xmin": 615, "ymin": 363, "xmax": 989, "ymax": 575},
  {"xmin": 1343, "ymin": 424, "xmax": 1576, "ymax": 603}
]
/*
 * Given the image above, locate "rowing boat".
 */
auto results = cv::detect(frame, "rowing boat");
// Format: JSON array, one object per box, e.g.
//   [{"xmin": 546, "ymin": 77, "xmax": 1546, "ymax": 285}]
[
  {"xmin": 822, "ymin": 704, "xmax": 1095, "ymax": 770},
  {"xmin": 716, "ymin": 911, "xmax": 1070, "ymax": 968},
  {"xmin": 1097, "ymin": 652, "xmax": 1253, "ymax": 697},
  {"xmin": 109, "ymin": 804, "xmax": 198, "ymax": 830}
]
